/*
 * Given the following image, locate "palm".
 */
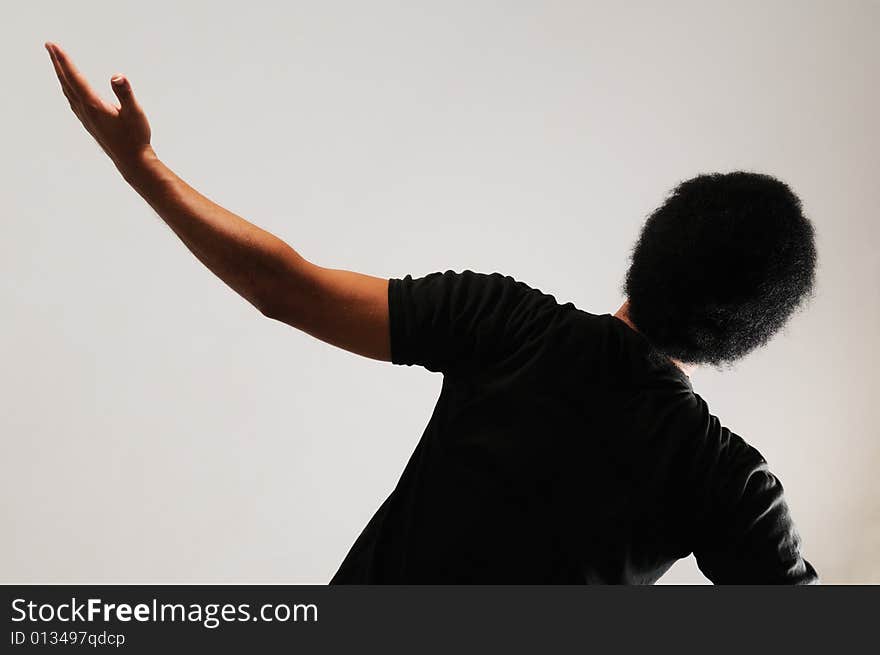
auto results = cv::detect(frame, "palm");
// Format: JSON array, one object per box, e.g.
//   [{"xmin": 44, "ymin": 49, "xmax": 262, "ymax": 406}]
[{"xmin": 45, "ymin": 42, "xmax": 152, "ymax": 167}]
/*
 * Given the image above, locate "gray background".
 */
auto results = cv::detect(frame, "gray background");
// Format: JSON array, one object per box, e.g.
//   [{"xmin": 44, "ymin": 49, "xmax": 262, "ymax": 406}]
[{"xmin": 3, "ymin": 0, "xmax": 878, "ymax": 583}]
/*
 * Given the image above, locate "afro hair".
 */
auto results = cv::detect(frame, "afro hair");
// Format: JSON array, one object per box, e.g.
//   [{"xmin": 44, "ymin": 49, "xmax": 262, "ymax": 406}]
[{"xmin": 623, "ymin": 171, "xmax": 817, "ymax": 367}]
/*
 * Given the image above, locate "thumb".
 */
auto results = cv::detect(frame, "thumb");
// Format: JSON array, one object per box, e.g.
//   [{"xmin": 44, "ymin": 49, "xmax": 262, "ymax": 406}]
[{"xmin": 110, "ymin": 74, "xmax": 137, "ymax": 110}]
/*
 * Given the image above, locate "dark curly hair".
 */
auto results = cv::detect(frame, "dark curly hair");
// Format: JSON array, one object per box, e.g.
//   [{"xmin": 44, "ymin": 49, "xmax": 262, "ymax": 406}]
[{"xmin": 623, "ymin": 171, "xmax": 817, "ymax": 367}]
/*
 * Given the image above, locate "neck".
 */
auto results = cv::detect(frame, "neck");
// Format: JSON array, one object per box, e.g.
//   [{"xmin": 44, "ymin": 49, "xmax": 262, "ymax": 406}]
[{"xmin": 613, "ymin": 300, "xmax": 696, "ymax": 378}]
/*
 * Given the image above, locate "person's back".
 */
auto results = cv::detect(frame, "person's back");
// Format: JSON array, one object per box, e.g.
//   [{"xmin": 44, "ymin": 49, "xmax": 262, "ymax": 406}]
[{"xmin": 330, "ymin": 270, "xmax": 817, "ymax": 583}]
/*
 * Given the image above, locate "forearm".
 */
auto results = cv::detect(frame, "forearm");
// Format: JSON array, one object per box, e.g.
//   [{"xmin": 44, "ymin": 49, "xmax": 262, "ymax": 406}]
[{"xmin": 119, "ymin": 147, "xmax": 307, "ymax": 316}]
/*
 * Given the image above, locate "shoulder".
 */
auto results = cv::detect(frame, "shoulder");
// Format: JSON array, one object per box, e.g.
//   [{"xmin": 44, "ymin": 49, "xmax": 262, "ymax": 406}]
[
  {"xmin": 696, "ymin": 395, "xmax": 768, "ymax": 469},
  {"xmin": 391, "ymin": 268, "xmax": 552, "ymax": 297},
  {"xmin": 390, "ymin": 268, "xmax": 568, "ymax": 323},
  {"xmin": 683, "ymin": 394, "xmax": 769, "ymax": 491}
]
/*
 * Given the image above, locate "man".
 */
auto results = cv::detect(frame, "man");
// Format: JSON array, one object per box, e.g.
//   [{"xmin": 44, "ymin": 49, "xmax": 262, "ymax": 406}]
[{"xmin": 45, "ymin": 42, "xmax": 818, "ymax": 584}]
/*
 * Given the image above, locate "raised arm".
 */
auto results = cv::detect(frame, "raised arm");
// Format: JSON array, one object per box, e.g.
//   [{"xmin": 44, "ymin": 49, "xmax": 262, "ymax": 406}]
[{"xmin": 44, "ymin": 41, "xmax": 390, "ymax": 361}]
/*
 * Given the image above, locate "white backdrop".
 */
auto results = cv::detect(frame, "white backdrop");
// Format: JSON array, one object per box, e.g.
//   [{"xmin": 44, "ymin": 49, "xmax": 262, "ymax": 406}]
[{"xmin": 3, "ymin": 0, "xmax": 878, "ymax": 583}]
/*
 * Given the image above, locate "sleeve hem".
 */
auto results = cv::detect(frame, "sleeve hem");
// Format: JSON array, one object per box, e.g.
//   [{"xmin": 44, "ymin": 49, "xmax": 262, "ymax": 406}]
[{"xmin": 388, "ymin": 276, "xmax": 409, "ymax": 366}]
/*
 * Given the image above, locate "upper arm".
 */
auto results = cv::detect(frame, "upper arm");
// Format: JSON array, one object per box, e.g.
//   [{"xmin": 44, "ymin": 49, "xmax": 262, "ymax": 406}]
[
  {"xmin": 691, "ymin": 429, "xmax": 818, "ymax": 584},
  {"xmin": 266, "ymin": 261, "xmax": 391, "ymax": 362},
  {"xmin": 263, "ymin": 265, "xmax": 553, "ymax": 374}
]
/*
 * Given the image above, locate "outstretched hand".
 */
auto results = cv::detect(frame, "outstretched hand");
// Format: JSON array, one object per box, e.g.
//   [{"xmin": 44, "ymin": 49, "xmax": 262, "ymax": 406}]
[{"xmin": 45, "ymin": 41, "xmax": 153, "ymax": 173}]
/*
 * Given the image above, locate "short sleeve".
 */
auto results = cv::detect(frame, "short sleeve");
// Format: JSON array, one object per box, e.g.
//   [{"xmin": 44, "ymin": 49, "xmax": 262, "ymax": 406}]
[
  {"xmin": 692, "ymin": 430, "xmax": 819, "ymax": 584},
  {"xmin": 387, "ymin": 269, "xmax": 555, "ymax": 376}
]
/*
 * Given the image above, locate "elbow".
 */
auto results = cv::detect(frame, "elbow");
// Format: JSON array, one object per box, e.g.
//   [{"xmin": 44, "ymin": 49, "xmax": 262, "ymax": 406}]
[
  {"xmin": 253, "ymin": 276, "xmax": 309, "ymax": 325},
  {"xmin": 256, "ymin": 298, "xmax": 300, "ymax": 326},
  {"xmin": 257, "ymin": 300, "xmax": 281, "ymax": 321},
  {"xmin": 251, "ymin": 285, "xmax": 287, "ymax": 321}
]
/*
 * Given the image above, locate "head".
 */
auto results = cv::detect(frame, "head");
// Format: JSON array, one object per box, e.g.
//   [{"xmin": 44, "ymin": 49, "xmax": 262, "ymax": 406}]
[{"xmin": 623, "ymin": 171, "xmax": 817, "ymax": 368}]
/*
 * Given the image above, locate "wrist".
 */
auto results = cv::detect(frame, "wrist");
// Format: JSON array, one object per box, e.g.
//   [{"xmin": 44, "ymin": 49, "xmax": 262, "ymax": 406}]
[{"xmin": 116, "ymin": 145, "xmax": 161, "ymax": 185}]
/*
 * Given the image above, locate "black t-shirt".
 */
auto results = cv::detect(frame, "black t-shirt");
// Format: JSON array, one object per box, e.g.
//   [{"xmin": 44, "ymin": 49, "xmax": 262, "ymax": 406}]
[{"xmin": 330, "ymin": 270, "xmax": 818, "ymax": 584}]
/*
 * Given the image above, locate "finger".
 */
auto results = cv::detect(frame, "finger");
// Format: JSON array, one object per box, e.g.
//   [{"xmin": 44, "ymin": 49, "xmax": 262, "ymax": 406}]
[
  {"xmin": 45, "ymin": 43, "xmax": 80, "ymax": 104},
  {"xmin": 46, "ymin": 43, "xmax": 79, "ymax": 108},
  {"xmin": 110, "ymin": 74, "xmax": 138, "ymax": 112},
  {"xmin": 47, "ymin": 51, "xmax": 88, "ymax": 124},
  {"xmin": 46, "ymin": 42, "xmax": 105, "ymax": 109},
  {"xmin": 48, "ymin": 44, "xmax": 117, "ymax": 116}
]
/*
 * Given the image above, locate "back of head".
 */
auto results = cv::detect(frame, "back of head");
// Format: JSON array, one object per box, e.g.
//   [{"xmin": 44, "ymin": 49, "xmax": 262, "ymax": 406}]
[{"xmin": 623, "ymin": 171, "xmax": 818, "ymax": 367}]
